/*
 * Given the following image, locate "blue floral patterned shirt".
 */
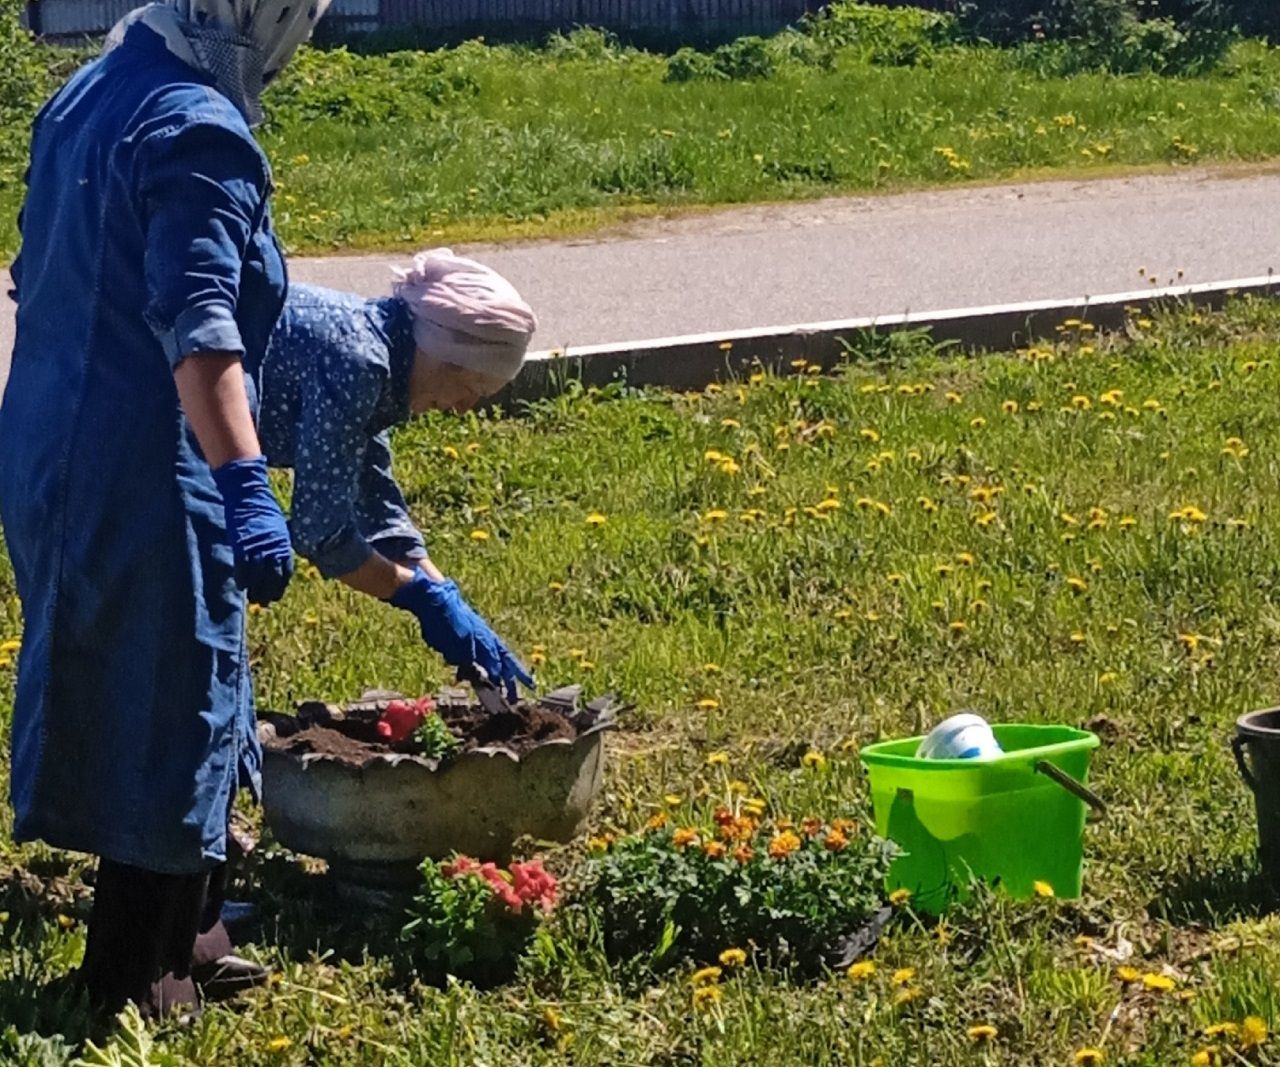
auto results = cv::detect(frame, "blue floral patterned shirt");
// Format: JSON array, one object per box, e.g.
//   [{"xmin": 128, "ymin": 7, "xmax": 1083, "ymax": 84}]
[{"xmin": 259, "ymin": 283, "xmax": 427, "ymax": 577}]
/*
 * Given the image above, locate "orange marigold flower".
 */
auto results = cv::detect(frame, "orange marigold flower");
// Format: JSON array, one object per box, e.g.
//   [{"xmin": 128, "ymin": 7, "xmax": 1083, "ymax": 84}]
[
  {"xmin": 644, "ymin": 812, "xmax": 669, "ymax": 832},
  {"xmin": 801, "ymin": 817, "xmax": 823, "ymax": 838},
  {"xmin": 824, "ymin": 828, "xmax": 849, "ymax": 851},
  {"xmin": 733, "ymin": 845, "xmax": 754, "ymax": 864},
  {"xmin": 768, "ymin": 831, "xmax": 802, "ymax": 859},
  {"xmin": 672, "ymin": 828, "xmax": 699, "ymax": 850},
  {"xmin": 702, "ymin": 840, "xmax": 727, "ymax": 859}
]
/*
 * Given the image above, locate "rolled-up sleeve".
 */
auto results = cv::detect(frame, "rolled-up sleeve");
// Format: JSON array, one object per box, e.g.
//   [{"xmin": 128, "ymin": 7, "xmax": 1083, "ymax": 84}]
[
  {"xmin": 289, "ymin": 340, "xmax": 384, "ymax": 578},
  {"xmin": 356, "ymin": 431, "xmax": 428, "ymax": 564},
  {"xmin": 137, "ymin": 119, "xmax": 269, "ymax": 369}
]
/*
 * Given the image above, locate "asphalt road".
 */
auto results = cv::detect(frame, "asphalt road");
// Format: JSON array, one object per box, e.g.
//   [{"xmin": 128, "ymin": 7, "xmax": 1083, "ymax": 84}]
[{"xmin": 4, "ymin": 167, "xmax": 1280, "ymax": 396}]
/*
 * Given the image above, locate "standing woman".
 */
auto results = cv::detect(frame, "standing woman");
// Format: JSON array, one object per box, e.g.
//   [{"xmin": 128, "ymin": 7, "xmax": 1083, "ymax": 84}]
[{"xmin": 0, "ymin": 0, "xmax": 328, "ymax": 1019}]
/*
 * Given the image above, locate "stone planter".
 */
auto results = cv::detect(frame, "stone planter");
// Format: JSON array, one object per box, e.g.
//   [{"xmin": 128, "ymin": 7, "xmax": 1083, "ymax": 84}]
[{"xmin": 258, "ymin": 689, "xmax": 615, "ymax": 892}]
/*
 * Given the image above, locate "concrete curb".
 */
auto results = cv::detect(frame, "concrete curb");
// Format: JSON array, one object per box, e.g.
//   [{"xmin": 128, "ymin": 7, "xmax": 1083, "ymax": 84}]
[{"xmin": 504, "ymin": 274, "xmax": 1277, "ymax": 402}]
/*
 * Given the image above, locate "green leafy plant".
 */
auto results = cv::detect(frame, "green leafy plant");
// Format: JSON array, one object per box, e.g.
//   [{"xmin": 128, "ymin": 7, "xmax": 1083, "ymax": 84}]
[
  {"xmin": 587, "ymin": 803, "xmax": 897, "ymax": 971},
  {"xmin": 664, "ymin": 35, "xmax": 775, "ymax": 82},
  {"xmin": 413, "ymin": 709, "xmax": 461, "ymax": 760},
  {"xmin": 70, "ymin": 1005, "xmax": 156, "ymax": 1067},
  {"xmin": 401, "ymin": 854, "xmax": 558, "ymax": 984}
]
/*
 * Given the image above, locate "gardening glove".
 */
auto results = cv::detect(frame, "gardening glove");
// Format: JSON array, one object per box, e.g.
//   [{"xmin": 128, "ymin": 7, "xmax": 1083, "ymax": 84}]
[
  {"xmin": 388, "ymin": 570, "xmax": 533, "ymax": 702},
  {"xmin": 212, "ymin": 456, "xmax": 294, "ymax": 607}
]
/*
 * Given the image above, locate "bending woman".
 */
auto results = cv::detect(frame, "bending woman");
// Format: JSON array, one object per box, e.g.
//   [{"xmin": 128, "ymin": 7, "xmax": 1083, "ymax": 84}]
[
  {"xmin": 261, "ymin": 249, "xmax": 536, "ymax": 697},
  {"xmin": 0, "ymin": 0, "xmax": 326, "ymax": 1018}
]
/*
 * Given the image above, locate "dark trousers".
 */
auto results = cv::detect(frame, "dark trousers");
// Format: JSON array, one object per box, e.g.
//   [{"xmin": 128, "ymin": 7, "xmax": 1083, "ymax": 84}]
[{"xmin": 79, "ymin": 859, "xmax": 233, "ymax": 1020}]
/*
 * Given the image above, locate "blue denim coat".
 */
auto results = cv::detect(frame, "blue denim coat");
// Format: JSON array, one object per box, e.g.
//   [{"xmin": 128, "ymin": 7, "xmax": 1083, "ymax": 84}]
[
  {"xmin": 0, "ymin": 23, "xmax": 286, "ymax": 873},
  {"xmin": 259, "ymin": 284, "xmax": 426, "ymax": 577}
]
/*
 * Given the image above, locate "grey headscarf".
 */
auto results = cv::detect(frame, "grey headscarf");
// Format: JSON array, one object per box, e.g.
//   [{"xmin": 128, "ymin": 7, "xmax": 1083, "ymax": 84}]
[{"xmin": 104, "ymin": 0, "xmax": 331, "ymax": 126}]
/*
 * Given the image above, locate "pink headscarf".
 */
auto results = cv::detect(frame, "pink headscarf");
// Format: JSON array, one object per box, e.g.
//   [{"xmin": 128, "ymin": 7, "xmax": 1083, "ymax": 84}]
[{"xmin": 392, "ymin": 249, "xmax": 537, "ymax": 384}]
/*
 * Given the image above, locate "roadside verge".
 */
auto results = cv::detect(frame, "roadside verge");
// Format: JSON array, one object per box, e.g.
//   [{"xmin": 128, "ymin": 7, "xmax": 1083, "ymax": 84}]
[{"xmin": 507, "ymin": 275, "xmax": 1277, "ymax": 403}]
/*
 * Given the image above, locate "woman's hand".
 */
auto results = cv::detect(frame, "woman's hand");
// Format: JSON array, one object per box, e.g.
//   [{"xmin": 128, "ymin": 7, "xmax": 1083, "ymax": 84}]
[
  {"xmin": 387, "ymin": 569, "xmax": 533, "ymax": 701},
  {"xmin": 211, "ymin": 457, "xmax": 294, "ymax": 606}
]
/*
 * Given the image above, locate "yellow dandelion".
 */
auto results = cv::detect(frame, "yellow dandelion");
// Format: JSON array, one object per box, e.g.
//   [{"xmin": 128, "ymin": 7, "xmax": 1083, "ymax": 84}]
[
  {"xmin": 1240, "ymin": 1016, "xmax": 1267, "ymax": 1049},
  {"xmin": 802, "ymin": 750, "xmax": 827, "ymax": 770},
  {"xmin": 719, "ymin": 948, "xmax": 747, "ymax": 968},
  {"xmin": 1190, "ymin": 1049, "xmax": 1221, "ymax": 1067},
  {"xmin": 1, "ymin": 639, "xmax": 22, "ymax": 655},
  {"xmin": 720, "ymin": 418, "xmax": 740, "ymax": 429},
  {"xmin": 967, "ymin": 1024, "xmax": 998, "ymax": 1042},
  {"xmin": 1141, "ymin": 972, "xmax": 1176, "ymax": 992},
  {"xmin": 664, "ymin": 793, "xmax": 683, "ymax": 807},
  {"xmin": 547, "ymin": 580, "xmax": 565, "ymax": 592},
  {"xmin": 703, "ymin": 662, "xmax": 721, "ymax": 673},
  {"xmin": 442, "ymin": 445, "xmax": 460, "ymax": 460},
  {"xmin": 970, "ymin": 417, "xmax": 987, "ymax": 430},
  {"xmin": 1115, "ymin": 966, "xmax": 1140, "ymax": 984},
  {"xmin": 266, "ymin": 1037, "xmax": 293, "ymax": 1053},
  {"xmin": 585, "ymin": 512, "xmax": 607, "ymax": 526},
  {"xmin": 891, "ymin": 967, "xmax": 916, "ymax": 986},
  {"xmin": 705, "ymin": 751, "xmax": 730, "ymax": 767},
  {"xmin": 1066, "ymin": 576, "xmax": 1088, "ymax": 594},
  {"xmin": 690, "ymin": 965, "xmax": 722, "ymax": 986},
  {"xmin": 889, "ymin": 887, "xmax": 912, "ymax": 907},
  {"xmin": 696, "ymin": 698, "xmax": 721, "ymax": 711},
  {"xmin": 859, "ymin": 427, "xmax": 881, "ymax": 443},
  {"xmin": 975, "ymin": 511, "xmax": 997, "ymax": 527},
  {"xmin": 1074, "ymin": 1050, "xmax": 1104, "ymax": 1067},
  {"xmin": 1033, "ymin": 880, "xmax": 1055, "ymax": 898},
  {"xmin": 469, "ymin": 529, "xmax": 490, "ymax": 541},
  {"xmin": 1001, "ymin": 400, "xmax": 1019, "ymax": 414},
  {"xmin": 894, "ymin": 986, "xmax": 923, "ymax": 1006},
  {"xmin": 949, "ymin": 620, "xmax": 968, "ymax": 634},
  {"xmin": 1203, "ymin": 1023, "xmax": 1237, "ymax": 1039},
  {"xmin": 846, "ymin": 960, "xmax": 876, "ymax": 981},
  {"xmin": 945, "ymin": 391, "xmax": 962, "ymax": 404},
  {"xmin": 703, "ymin": 509, "xmax": 729, "ymax": 523},
  {"xmin": 692, "ymin": 984, "xmax": 722, "ymax": 1010}
]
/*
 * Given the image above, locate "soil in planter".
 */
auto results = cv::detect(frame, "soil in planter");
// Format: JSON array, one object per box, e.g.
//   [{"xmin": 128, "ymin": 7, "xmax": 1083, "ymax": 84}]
[{"xmin": 269, "ymin": 700, "xmax": 579, "ymax": 764}]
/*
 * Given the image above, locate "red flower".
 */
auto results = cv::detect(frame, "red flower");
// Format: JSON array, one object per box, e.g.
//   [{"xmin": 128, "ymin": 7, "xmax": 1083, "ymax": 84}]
[{"xmin": 376, "ymin": 696, "xmax": 436, "ymax": 743}]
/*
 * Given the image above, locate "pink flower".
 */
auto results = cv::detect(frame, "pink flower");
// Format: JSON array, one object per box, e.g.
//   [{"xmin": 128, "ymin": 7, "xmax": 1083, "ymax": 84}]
[
  {"xmin": 440, "ymin": 855, "xmax": 480, "ymax": 879},
  {"xmin": 510, "ymin": 859, "xmax": 558, "ymax": 912},
  {"xmin": 477, "ymin": 862, "xmax": 524, "ymax": 911}
]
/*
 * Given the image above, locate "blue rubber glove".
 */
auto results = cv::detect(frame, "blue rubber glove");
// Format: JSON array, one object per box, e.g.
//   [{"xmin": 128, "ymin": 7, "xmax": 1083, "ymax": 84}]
[
  {"xmin": 389, "ymin": 570, "xmax": 533, "ymax": 702},
  {"xmin": 212, "ymin": 456, "xmax": 294, "ymax": 607}
]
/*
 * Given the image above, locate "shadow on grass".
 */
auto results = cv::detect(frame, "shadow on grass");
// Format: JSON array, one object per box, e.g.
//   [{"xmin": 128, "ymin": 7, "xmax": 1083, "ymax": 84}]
[
  {"xmin": 0, "ymin": 868, "xmax": 99, "ymax": 1052},
  {"xmin": 231, "ymin": 848, "xmax": 408, "ymax": 969},
  {"xmin": 1149, "ymin": 856, "xmax": 1274, "ymax": 927}
]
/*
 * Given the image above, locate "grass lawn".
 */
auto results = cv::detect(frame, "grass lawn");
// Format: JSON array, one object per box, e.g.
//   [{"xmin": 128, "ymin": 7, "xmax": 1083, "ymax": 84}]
[
  {"xmin": 3, "ymin": 300, "xmax": 1280, "ymax": 1063},
  {"xmin": 7, "ymin": 14, "xmax": 1280, "ymax": 261}
]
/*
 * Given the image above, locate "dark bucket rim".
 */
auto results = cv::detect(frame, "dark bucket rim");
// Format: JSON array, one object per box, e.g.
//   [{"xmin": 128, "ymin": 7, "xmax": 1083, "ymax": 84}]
[{"xmin": 1237, "ymin": 707, "xmax": 1280, "ymax": 737}]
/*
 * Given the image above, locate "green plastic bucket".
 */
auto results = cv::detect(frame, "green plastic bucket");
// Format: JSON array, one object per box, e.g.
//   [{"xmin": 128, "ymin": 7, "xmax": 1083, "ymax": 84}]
[{"xmin": 861, "ymin": 724, "xmax": 1101, "ymax": 913}]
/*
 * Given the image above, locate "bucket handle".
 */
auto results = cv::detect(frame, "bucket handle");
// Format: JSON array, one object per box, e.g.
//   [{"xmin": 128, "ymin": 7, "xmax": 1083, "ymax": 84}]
[
  {"xmin": 1232, "ymin": 735, "xmax": 1258, "ymax": 794},
  {"xmin": 1035, "ymin": 760, "xmax": 1107, "ymax": 816}
]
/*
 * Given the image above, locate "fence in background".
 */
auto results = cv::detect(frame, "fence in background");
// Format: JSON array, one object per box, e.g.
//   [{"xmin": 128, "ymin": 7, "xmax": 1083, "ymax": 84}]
[{"xmin": 24, "ymin": 0, "xmax": 817, "ymax": 38}]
